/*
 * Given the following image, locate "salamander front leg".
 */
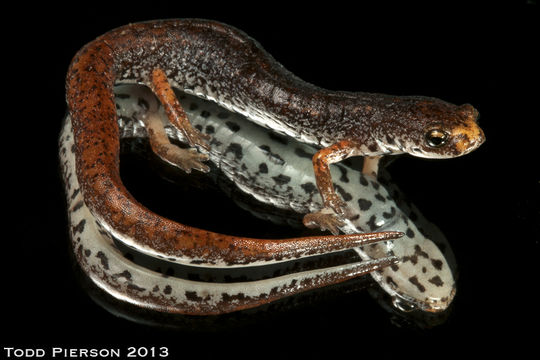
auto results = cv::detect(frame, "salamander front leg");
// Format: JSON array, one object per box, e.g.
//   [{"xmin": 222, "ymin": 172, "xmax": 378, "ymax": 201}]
[
  {"xmin": 303, "ymin": 140, "xmax": 358, "ymax": 235},
  {"xmin": 148, "ymin": 68, "xmax": 211, "ymax": 173},
  {"xmin": 362, "ymin": 155, "xmax": 382, "ymax": 177}
]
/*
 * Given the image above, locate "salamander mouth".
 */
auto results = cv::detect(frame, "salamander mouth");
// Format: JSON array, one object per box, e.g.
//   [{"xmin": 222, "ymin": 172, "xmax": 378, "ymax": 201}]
[{"xmin": 404, "ymin": 147, "xmax": 449, "ymax": 159}]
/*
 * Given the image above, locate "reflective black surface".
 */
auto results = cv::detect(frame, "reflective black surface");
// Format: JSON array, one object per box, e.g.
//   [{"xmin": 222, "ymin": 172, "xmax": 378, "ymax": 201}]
[{"xmin": 6, "ymin": 3, "xmax": 538, "ymax": 358}]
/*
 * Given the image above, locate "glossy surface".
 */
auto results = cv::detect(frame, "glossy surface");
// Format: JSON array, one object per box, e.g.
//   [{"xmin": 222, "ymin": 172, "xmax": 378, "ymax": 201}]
[{"xmin": 9, "ymin": 8, "xmax": 537, "ymax": 357}]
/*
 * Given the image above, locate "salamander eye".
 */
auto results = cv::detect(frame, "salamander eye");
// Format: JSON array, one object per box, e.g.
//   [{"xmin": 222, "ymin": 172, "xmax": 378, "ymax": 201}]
[{"xmin": 425, "ymin": 129, "xmax": 449, "ymax": 147}]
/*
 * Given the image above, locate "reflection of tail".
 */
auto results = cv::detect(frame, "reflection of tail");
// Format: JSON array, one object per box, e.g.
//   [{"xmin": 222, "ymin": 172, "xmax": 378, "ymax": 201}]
[
  {"xmin": 79, "ymin": 220, "xmax": 398, "ymax": 315},
  {"xmin": 62, "ymin": 117, "xmax": 400, "ymax": 314}
]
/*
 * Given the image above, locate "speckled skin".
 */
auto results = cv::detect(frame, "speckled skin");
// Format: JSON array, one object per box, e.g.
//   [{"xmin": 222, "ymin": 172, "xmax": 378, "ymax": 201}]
[{"xmin": 64, "ymin": 19, "xmax": 482, "ymax": 313}]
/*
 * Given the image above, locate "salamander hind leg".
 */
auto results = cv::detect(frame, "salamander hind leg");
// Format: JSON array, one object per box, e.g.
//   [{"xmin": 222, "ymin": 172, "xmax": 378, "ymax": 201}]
[{"xmin": 148, "ymin": 68, "xmax": 211, "ymax": 173}]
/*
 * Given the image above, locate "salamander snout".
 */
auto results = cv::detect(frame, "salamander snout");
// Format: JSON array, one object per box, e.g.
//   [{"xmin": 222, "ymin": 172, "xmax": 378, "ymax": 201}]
[{"xmin": 448, "ymin": 104, "xmax": 485, "ymax": 155}]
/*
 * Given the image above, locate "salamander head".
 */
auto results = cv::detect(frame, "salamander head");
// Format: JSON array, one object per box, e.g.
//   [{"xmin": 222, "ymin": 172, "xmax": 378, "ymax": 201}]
[{"xmin": 378, "ymin": 97, "xmax": 485, "ymax": 158}]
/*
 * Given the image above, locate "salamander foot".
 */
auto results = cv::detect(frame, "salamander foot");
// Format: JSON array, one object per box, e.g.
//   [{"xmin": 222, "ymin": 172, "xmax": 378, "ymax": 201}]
[
  {"xmin": 303, "ymin": 208, "xmax": 345, "ymax": 235},
  {"xmin": 154, "ymin": 143, "xmax": 210, "ymax": 173}
]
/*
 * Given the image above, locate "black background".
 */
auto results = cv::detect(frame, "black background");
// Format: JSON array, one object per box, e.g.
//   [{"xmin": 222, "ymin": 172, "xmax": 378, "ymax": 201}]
[{"xmin": 5, "ymin": 2, "xmax": 538, "ymax": 358}]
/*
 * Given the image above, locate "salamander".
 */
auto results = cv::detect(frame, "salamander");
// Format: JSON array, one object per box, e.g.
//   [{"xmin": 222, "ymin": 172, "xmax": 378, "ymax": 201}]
[
  {"xmin": 65, "ymin": 19, "xmax": 485, "ymax": 242},
  {"xmin": 60, "ymin": 84, "xmax": 458, "ymax": 314},
  {"xmin": 63, "ymin": 19, "xmax": 484, "ymax": 315}
]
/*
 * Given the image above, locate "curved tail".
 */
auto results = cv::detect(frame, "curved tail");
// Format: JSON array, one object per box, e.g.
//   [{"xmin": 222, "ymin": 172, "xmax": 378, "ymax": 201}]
[{"xmin": 65, "ymin": 24, "xmax": 402, "ymax": 268}]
